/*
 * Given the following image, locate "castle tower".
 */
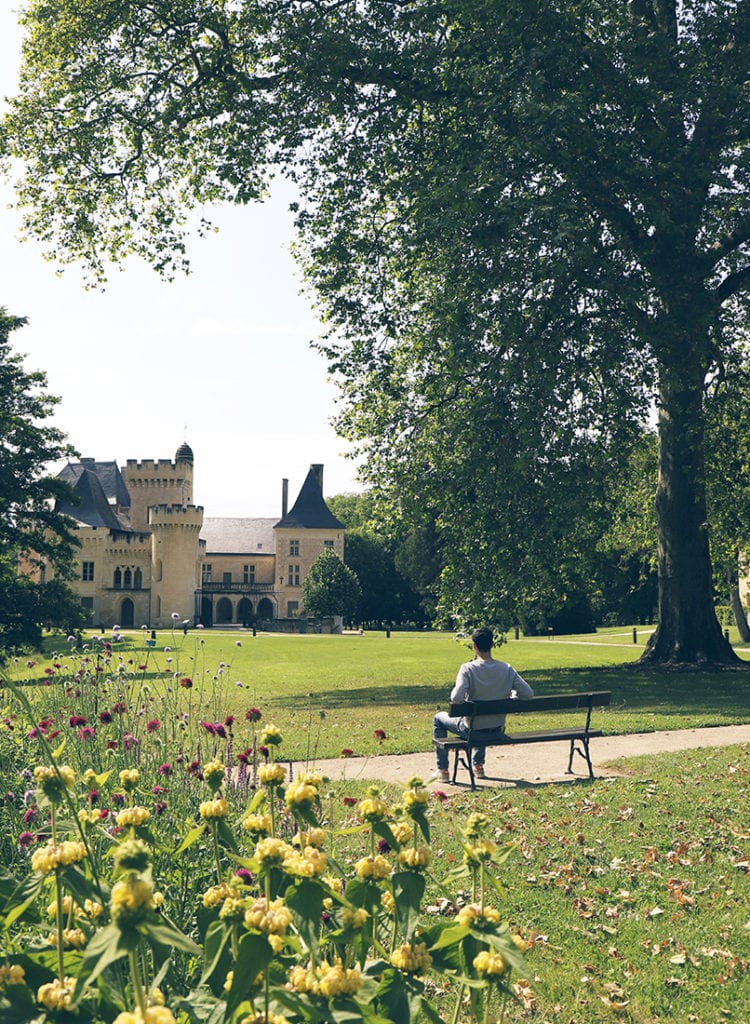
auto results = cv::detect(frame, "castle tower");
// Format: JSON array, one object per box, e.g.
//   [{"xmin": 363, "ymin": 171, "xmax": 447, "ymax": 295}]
[
  {"xmin": 123, "ymin": 442, "xmax": 195, "ymax": 532},
  {"xmin": 149, "ymin": 503, "xmax": 204, "ymax": 627}
]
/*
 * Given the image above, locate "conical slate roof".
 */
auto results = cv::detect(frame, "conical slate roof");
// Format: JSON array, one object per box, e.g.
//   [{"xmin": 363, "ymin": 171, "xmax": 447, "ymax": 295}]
[
  {"xmin": 58, "ymin": 460, "xmax": 131, "ymax": 509},
  {"xmin": 57, "ymin": 467, "xmax": 130, "ymax": 530},
  {"xmin": 274, "ymin": 465, "xmax": 344, "ymax": 530}
]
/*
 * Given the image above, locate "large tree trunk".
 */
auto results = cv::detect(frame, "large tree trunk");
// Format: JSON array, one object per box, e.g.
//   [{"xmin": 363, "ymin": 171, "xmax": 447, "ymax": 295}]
[{"xmin": 642, "ymin": 360, "xmax": 739, "ymax": 665}]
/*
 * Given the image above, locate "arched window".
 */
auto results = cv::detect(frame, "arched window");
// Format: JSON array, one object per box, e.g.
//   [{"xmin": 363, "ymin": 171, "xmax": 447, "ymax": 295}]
[
  {"xmin": 134, "ymin": 567, "xmax": 142, "ymax": 590},
  {"xmin": 123, "ymin": 568, "xmax": 132, "ymax": 589},
  {"xmin": 114, "ymin": 568, "xmax": 122, "ymax": 589}
]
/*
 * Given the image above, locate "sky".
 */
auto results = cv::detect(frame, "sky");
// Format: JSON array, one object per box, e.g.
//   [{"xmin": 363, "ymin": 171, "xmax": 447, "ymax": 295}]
[{"xmin": 0, "ymin": 8, "xmax": 363, "ymax": 517}]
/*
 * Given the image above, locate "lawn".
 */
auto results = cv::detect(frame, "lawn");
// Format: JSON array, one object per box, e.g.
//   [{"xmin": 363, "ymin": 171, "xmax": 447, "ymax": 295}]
[{"xmin": 1, "ymin": 626, "xmax": 749, "ymax": 1024}]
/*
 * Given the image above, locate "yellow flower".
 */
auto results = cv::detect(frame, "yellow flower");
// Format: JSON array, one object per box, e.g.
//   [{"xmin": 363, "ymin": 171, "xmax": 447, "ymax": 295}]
[
  {"xmin": 283, "ymin": 846, "xmax": 328, "ymax": 878},
  {"xmin": 260, "ymin": 723, "xmax": 283, "ymax": 746},
  {"xmin": 359, "ymin": 796, "xmax": 388, "ymax": 822},
  {"xmin": 397, "ymin": 846, "xmax": 431, "ymax": 871},
  {"xmin": 390, "ymin": 942, "xmax": 432, "ymax": 974},
  {"xmin": 293, "ymin": 827, "xmax": 327, "ymax": 848},
  {"xmin": 317, "ymin": 961, "xmax": 363, "ymax": 997},
  {"xmin": 0, "ymin": 963, "xmax": 25, "ymax": 987},
  {"xmin": 85, "ymin": 899, "xmax": 104, "ymax": 919},
  {"xmin": 355, "ymin": 854, "xmax": 391, "ymax": 881},
  {"xmin": 402, "ymin": 788, "xmax": 429, "ymax": 811},
  {"xmin": 255, "ymin": 836, "xmax": 294, "ymax": 866},
  {"xmin": 111, "ymin": 876, "xmax": 155, "ymax": 926},
  {"xmin": 341, "ymin": 907, "xmax": 369, "ymax": 930},
  {"xmin": 258, "ymin": 763, "xmax": 286, "ymax": 785},
  {"xmin": 113, "ymin": 1009, "xmax": 177, "ymax": 1024},
  {"xmin": 473, "ymin": 950, "xmax": 509, "ymax": 976},
  {"xmin": 200, "ymin": 797, "xmax": 229, "ymax": 819},
  {"xmin": 49, "ymin": 927, "xmax": 87, "ymax": 949},
  {"xmin": 38, "ymin": 977, "xmax": 75, "ymax": 1011},
  {"xmin": 203, "ymin": 760, "xmax": 226, "ymax": 792},
  {"xmin": 31, "ymin": 840, "xmax": 87, "ymax": 875},
  {"xmin": 116, "ymin": 805, "xmax": 150, "ymax": 828},
  {"xmin": 218, "ymin": 896, "xmax": 247, "ymax": 920},
  {"xmin": 239, "ymin": 1012, "xmax": 290, "ymax": 1024},
  {"xmin": 202, "ymin": 882, "xmax": 234, "ymax": 908},
  {"xmin": 244, "ymin": 896, "xmax": 292, "ymax": 936},
  {"xmin": 391, "ymin": 821, "xmax": 413, "ymax": 845},
  {"xmin": 114, "ymin": 838, "xmax": 152, "ymax": 872},
  {"xmin": 456, "ymin": 904, "xmax": 502, "ymax": 930},
  {"xmin": 119, "ymin": 768, "xmax": 140, "ymax": 791},
  {"xmin": 284, "ymin": 778, "xmax": 319, "ymax": 809},
  {"xmin": 47, "ymin": 894, "xmax": 75, "ymax": 918},
  {"xmin": 34, "ymin": 765, "xmax": 75, "ymax": 803},
  {"xmin": 381, "ymin": 890, "xmax": 396, "ymax": 915},
  {"xmin": 463, "ymin": 838, "xmax": 498, "ymax": 865},
  {"xmin": 464, "ymin": 812, "xmax": 490, "ymax": 839},
  {"xmin": 243, "ymin": 812, "xmax": 273, "ymax": 836}
]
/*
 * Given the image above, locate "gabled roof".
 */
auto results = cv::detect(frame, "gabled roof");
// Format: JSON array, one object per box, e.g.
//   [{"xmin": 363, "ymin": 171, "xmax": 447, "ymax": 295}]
[
  {"xmin": 57, "ymin": 467, "xmax": 131, "ymax": 531},
  {"xmin": 201, "ymin": 518, "xmax": 277, "ymax": 554},
  {"xmin": 58, "ymin": 460, "xmax": 131, "ymax": 508},
  {"xmin": 274, "ymin": 466, "xmax": 344, "ymax": 530}
]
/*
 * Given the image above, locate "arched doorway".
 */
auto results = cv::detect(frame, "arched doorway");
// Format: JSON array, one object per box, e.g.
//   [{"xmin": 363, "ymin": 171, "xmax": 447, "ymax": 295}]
[
  {"xmin": 257, "ymin": 598, "xmax": 274, "ymax": 620},
  {"xmin": 201, "ymin": 597, "xmax": 213, "ymax": 627},
  {"xmin": 237, "ymin": 598, "xmax": 253, "ymax": 626},
  {"xmin": 120, "ymin": 598, "xmax": 135, "ymax": 628},
  {"xmin": 216, "ymin": 597, "xmax": 233, "ymax": 623}
]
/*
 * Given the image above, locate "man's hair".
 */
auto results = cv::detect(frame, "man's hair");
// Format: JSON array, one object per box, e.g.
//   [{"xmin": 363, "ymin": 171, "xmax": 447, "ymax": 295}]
[{"xmin": 471, "ymin": 627, "xmax": 494, "ymax": 653}]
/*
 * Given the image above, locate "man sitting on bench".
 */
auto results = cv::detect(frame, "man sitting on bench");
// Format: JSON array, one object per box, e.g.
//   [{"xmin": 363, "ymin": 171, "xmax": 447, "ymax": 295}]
[{"xmin": 433, "ymin": 626, "xmax": 534, "ymax": 782}]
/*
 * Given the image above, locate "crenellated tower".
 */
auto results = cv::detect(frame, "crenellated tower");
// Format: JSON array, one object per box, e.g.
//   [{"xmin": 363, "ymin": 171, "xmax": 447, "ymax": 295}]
[
  {"xmin": 123, "ymin": 443, "xmax": 195, "ymax": 532},
  {"xmin": 149, "ymin": 502, "xmax": 204, "ymax": 626}
]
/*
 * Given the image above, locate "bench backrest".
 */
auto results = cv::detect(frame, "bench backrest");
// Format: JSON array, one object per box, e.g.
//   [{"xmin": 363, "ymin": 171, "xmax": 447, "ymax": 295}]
[{"xmin": 449, "ymin": 691, "xmax": 612, "ymax": 719}]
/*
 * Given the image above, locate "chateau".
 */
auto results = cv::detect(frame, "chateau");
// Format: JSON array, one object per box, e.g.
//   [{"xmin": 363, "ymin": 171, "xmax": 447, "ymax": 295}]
[{"xmin": 54, "ymin": 443, "xmax": 345, "ymax": 629}]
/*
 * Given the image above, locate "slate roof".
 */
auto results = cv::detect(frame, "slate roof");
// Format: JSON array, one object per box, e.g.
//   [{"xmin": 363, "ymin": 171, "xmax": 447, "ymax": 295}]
[
  {"xmin": 57, "ymin": 467, "xmax": 131, "ymax": 531},
  {"xmin": 274, "ymin": 465, "xmax": 345, "ymax": 530},
  {"xmin": 58, "ymin": 460, "xmax": 131, "ymax": 509},
  {"xmin": 201, "ymin": 518, "xmax": 277, "ymax": 554}
]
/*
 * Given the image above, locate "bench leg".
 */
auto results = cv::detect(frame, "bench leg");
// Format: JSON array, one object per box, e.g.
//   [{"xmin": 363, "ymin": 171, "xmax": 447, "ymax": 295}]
[
  {"xmin": 452, "ymin": 747, "xmax": 476, "ymax": 790},
  {"xmin": 567, "ymin": 737, "xmax": 594, "ymax": 780}
]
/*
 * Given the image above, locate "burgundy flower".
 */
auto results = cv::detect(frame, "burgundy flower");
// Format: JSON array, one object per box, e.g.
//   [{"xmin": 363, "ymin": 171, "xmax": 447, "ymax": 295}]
[
  {"xmin": 23, "ymin": 807, "xmax": 38, "ymax": 824},
  {"xmin": 47, "ymin": 729, "xmax": 61, "ymax": 740},
  {"xmin": 433, "ymin": 790, "xmax": 450, "ymax": 802},
  {"xmin": 112, "ymin": 793, "xmax": 125, "ymax": 806},
  {"xmin": 224, "ymin": 715, "xmax": 235, "ymax": 727},
  {"xmin": 18, "ymin": 831, "xmax": 35, "ymax": 848},
  {"xmin": 106, "ymin": 739, "xmax": 119, "ymax": 751},
  {"xmin": 99, "ymin": 808, "xmax": 110, "ymax": 819},
  {"xmin": 377, "ymin": 838, "xmax": 392, "ymax": 854},
  {"xmin": 154, "ymin": 801, "xmax": 168, "ymax": 815},
  {"xmin": 123, "ymin": 732, "xmax": 138, "ymax": 751},
  {"xmin": 112, "ymin": 702, "xmax": 127, "ymax": 714},
  {"xmin": 234, "ymin": 868, "xmax": 254, "ymax": 884},
  {"xmin": 99, "ymin": 711, "xmax": 113, "ymax": 724},
  {"xmin": 245, "ymin": 708, "xmax": 262, "ymax": 722},
  {"xmin": 152, "ymin": 785, "xmax": 168, "ymax": 795},
  {"xmin": 341, "ymin": 748, "xmax": 354, "ymax": 758},
  {"xmin": 68, "ymin": 715, "xmax": 87, "ymax": 727},
  {"xmin": 138, "ymin": 665, "xmax": 148, "ymax": 672},
  {"xmin": 180, "ymin": 677, "xmax": 193, "ymax": 689},
  {"xmin": 343, "ymin": 797, "xmax": 358, "ymax": 807},
  {"xmin": 374, "ymin": 729, "xmax": 387, "ymax": 741},
  {"xmin": 158, "ymin": 763, "xmax": 173, "ymax": 776},
  {"xmin": 88, "ymin": 789, "xmax": 99, "ymax": 804},
  {"xmin": 147, "ymin": 719, "xmax": 161, "ymax": 733},
  {"xmin": 258, "ymin": 745, "xmax": 269, "ymax": 759},
  {"xmin": 77, "ymin": 727, "xmax": 96, "ymax": 742}
]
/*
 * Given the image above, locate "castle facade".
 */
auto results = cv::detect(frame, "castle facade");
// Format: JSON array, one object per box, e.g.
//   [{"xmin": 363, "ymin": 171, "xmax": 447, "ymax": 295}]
[{"xmin": 53, "ymin": 443, "xmax": 345, "ymax": 629}]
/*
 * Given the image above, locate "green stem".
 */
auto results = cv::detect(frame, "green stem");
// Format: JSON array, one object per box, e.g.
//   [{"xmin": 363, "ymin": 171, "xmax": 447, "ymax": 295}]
[
  {"xmin": 211, "ymin": 822, "xmax": 223, "ymax": 885},
  {"xmin": 128, "ymin": 947, "xmax": 148, "ymax": 1017},
  {"xmin": 54, "ymin": 868, "xmax": 65, "ymax": 983},
  {"xmin": 451, "ymin": 981, "xmax": 466, "ymax": 1024}
]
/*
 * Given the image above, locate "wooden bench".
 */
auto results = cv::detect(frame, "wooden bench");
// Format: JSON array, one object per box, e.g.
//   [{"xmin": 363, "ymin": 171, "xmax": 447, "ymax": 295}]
[{"xmin": 434, "ymin": 691, "xmax": 612, "ymax": 789}]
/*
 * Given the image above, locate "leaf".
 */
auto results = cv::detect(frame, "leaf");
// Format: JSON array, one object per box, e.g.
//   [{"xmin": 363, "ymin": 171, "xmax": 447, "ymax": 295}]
[
  {"xmin": 224, "ymin": 932, "xmax": 274, "ymax": 1019},
  {"xmin": 2, "ymin": 871, "xmax": 45, "ymax": 930},
  {"xmin": 72, "ymin": 922, "xmax": 137, "ymax": 1000},
  {"xmin": 286, "ymin": 879, "xmax": 324, "ymax": 957},
  {"xmin": 173, "ymin": 825, "xmax": 206, "ymax": 856},
  {"xmin": 391, "ymin": 871, "xmax": 425, "ymax": 943},
  {"xmin": 142, "ymin": 917, "xmax": 201, "ymax": 955},
  {"xmin": 200, "ymin": 918, "xmax": 232, "ymax": 991},
  {"xmin": 375, "ymin": 967, "xmax": 424, "ymax": 1024}
]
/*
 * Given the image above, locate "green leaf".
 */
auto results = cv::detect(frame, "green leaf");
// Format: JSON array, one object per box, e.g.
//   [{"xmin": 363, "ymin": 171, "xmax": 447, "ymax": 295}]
[
  {"xmin": 72, "ymin": 922, "xmax": 137, "ymax": 1000},
  {"xmin": 286, "ymin": 878, "xmax": 324, "ymax": 957},
  {"xmin": 173, "ymin": 824, "xmax": 206, "ymax": 856},
  {"xmin": 391, "ymin": 871, "xmax": 425, "ymax": 943},
  {"xmin": 224, "ymin": 932, "xmax": 274, "ymax": 1019},
  {"xmin": 199, "ymin": 918, "xmax": 232, "ymax": 991},
  {"xmin": 375, "ymin": 967, "xmax": 424, "ymax": 1024},
  {"xmin": 142, "ymin": 916, "xmax": 201, "ymax": 955},
  {"xmin": 2, "ymin": 871, "xmax": 44, "ymax": 930}
]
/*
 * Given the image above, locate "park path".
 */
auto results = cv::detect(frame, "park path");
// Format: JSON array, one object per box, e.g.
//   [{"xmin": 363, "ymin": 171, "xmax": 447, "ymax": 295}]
[{"xmin": 288, "ymin": 723, "xmax": 750, "ymax": 790}]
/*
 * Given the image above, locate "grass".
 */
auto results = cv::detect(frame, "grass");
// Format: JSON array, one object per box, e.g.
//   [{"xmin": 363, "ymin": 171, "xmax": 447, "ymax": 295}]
[
  {"xmin": 20, "ymin": 625, "xmax": 750, "ymax": 761},
  {"xmin": 2, "ymin": 625, "xmax": 749, "ymax": 1023}
]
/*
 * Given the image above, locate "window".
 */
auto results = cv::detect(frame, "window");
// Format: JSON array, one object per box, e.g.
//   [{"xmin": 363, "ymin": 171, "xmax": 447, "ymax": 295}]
[
  {"xmin": 288, "ymin": 564, "xmax": 300, "ymax": 587},
  {"xmin": 223, "ymin": 572, "xmax": 232, "ymax": 585},
  {"xmin": 287, "ymin": 601, "xmax": 299, "ymax": 617},
  {"xmin": 324, "ymin": 540, "xmax": 334, "ymax": 551},
  {"xmin": 289, "ymin": 539, "xmax": 300, "ymax": 556},
  {"xmin": 202, "ymin": 563, "xmax": 212, "ymax": 583},
  {"xmin": 82, "ymin": 561, "xmax": 94, "ymax": 581},
  {"xmin": 114, "ymin": 568, "xmax": 122, "ymax": 589},
  {"xmin": 243, "ymin": 564, "xmax": 256, "ymax": 584},
  {"xmin": 134, "ymin": 568, "xmax": 142, "ymax": 590},
  {"xmin": 123, "ymin": 568, "xmax": 132, "ymax": 589}
]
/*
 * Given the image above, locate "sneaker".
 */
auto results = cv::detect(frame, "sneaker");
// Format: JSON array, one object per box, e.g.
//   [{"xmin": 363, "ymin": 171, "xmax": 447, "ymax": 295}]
[
  {"xmin": 474, "ymin": 764, "xmax": 486, "ymax": 778},
  {"xmin": 439, "ymin": 770, "xmax": 450, "ymax": 783}
]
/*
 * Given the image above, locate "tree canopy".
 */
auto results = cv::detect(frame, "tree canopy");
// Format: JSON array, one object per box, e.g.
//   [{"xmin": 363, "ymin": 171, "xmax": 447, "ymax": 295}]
[
  {"xmin": 4, "ymin": 1, "xmax": 750, "ymax": 662},
  {"xmin": 0, "ymin": 310, "xmax": 84, "ymax": 653},
  {"xmin": 302, "ymin": 550, "xmax": 361, "ymax": 621}
]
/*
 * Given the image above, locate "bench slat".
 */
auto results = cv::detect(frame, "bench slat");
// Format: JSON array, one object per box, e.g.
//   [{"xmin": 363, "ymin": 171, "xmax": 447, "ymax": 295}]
[{"xmin": 449, "ymin": 690, "xmax": 611, "ymax": 717}]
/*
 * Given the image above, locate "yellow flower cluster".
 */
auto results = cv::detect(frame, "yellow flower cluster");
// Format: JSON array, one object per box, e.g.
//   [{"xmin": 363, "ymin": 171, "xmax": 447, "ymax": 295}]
[
  {"xmin": 114, "ymin": 838, "xmax": 152, "ymax": 873},
  {"xmin": 390, "ymin": 822, "xmax": 413, "ymax": 845},
  {"xmin": 47, "ymin": 894, "xmax": 76, "ymax": 919},
  {"xmin": 200, "ymin": 797, "xmax": 229, "ymax": 819},
  {"xmin": 255, "ymin": 836, "xmax": 294, "ymax": 866},
  {"xmin": 244, "ymin": 897, "xmax": 292, "ymax": 937},
  {"xmin": 113, "ymin": 1007, "xmax": 177, "ymax": 1024},
  {"xmin": 341, "ymin": 907, "xmax": 369, "ymax": 930},
  {"xmin": 258, "ymin": 763, "xmax": 286, "ymax": 785},
  {"xmin": 218, "ymin": 896, "xmax": 247, "ymax": 921},
  {"xmin": 355, "ymin": 855, "xmax": 391, "ymax": 881},
  {"xmin": 202, "ymin": 882, "xmax": 234, "ymax": 909},
  {"xmin": 293, "ymin": 827, "xmax": 327, "ymax": 848},
  {"xmin": 285, "ymin": 774, "xmax": 320, "ymax": 809},
  {"xmin": 260, "ymin": 723, "xmax": 283, "ymax": 746},
  {"xmin": 473, "ymin": 950, "xmax": 509, "ymax": 976},
  {"xmin": 359, "ymin": 796, "xmax": 388, "ymax": 822},
  {"xmin": 463, "ymin": 838, "xmax": 498, "ymax": 864},
  {"xmin": 111, "ymin": 876, "xmax": 156, "ymax": 925},
  {"xmin": 283, "ymin": 846, "xmax": 328, "ymax": 878},
  {"xmin": 116, "ymin": 806, "xmax": 151, "ymax": 828},
  {"xmin": 288, "ymin": 960, "xmax": 363, "ymax": 997},
  {"xmin": 34, "ymin": 765, "xmax": 75, "ymax": 803},
  {"xmin": 464, "ymin": 812, "xmax": 490, "ymax": 839},
  {"xmin": 381, "ymin": 891, "xmax": 396, "ymax": 915},
  {"xmin": 397, "ymin": 846, "xmax": 431, "ymax": 871},
  {"xmin": 243, "ymin": 812, "xmax": 273, "ymax": 836},
  {"xmin": 78, "ymin": 808, "xmax": 100, "ymax": 827},
  {"xmin": 31, "ymin": 840, "xmax": 87, "ymax": 875},
  {"xmin": 49, "ymin": 927, "xmax": 87, "ymax": 949},
  {"xmin": 401, "ymin": 787, "xmax": 429, "ymax": 812},
  {"xmin": 203, "ymin": 760, "xmax": 226, "ymax": 792},
  {"xmin": 390, "ymin": 942, "xmax": 432, "ymax": 974},
  {"xmin": 457, "ymin": 904, "xmax": 501, "ymax": 930},
  {"xmin": 37, "ymin": 977, "xmax": 75, "ymax": 1011},
  {"xmin": 119, "ymin": 768, "xmax": 140, "ymax": 791},
  {"xmin": 0, "ymin": 963, "xmax": 25, "ymax": 987}
]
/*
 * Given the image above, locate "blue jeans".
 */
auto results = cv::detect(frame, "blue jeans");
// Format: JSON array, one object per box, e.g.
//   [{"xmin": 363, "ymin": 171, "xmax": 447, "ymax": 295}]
[{"xmin": 433, "ymin": 712, "xmax": 503, "ymax": 771}]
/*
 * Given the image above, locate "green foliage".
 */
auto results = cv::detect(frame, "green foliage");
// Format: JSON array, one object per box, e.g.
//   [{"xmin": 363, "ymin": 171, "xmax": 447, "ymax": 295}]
[
  {"xmin": 0, "ymin": 311, "xmax": 83, "ymax": 657},
  {"xmin": 302, "ymin": 550, "xmax": 362, "ymax": 620}
]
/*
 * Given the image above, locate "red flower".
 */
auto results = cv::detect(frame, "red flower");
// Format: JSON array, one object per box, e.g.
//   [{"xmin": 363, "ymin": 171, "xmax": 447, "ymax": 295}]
[
  {"xmin": 77, "ymin": 727, "xmax": 96, "ymax": 741},
  {"xmin": 138, "ymin": 665, "xmax": 147, "ymax": 672},
  {"xmin": 245, "ymin": 708, "xmax": 262, "ymax": 722},
  {"xmin": 224, "ymin": 715, "xmax": 235, "ymax": 727},
  {"xmin": 374, "ymin": 729, "xmax": 387, "ymax": 741},
  {"xmin": 341, "ymin": 748, "xmax": 354, "ymax": 758},
  {"xmin": 147, "ymin": 719, "xmax": 161, "ymax": 733},
  {"xmin": 343, "ymin": 796, "xmax": 358, "ymax": 807},
  {"xmin": 180, "ymin": 677, "xmax": 193, "ymax": 689},
  {"xmin": 99, "ymin": 711, "xmax": 113, "ymax": 724},
  {"xmin": 112, "ymin": 702, "xmax": 127, "ymax": 714},
  {"xmin": 158, "ymin": 763, "xmax": 173, "ymax": 776}
]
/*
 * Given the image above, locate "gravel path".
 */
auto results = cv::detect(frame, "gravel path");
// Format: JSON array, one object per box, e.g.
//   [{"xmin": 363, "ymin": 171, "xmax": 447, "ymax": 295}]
[{"xmin": 289, "ymin": 723, "xmax": 750, "ymax": 790}]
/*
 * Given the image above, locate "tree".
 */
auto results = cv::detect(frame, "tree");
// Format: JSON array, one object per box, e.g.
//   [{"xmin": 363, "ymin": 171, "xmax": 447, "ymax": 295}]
[
  {"xmin": 302, "ymin": 550, "xmax": 362, "ymax": 621},
  {"xmin": 0, "ymin": 310, "xmax": 83, "ymax": 654},
  {"xmin": 4, "ymin": 1, "xmax": 750, "ymax": 662}
]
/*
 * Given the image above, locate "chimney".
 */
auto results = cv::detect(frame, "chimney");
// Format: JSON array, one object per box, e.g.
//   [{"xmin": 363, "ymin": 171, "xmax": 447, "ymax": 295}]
[
  {"xmin": 311, "ymin": 464, "xmax": 324, "ymax": 492},
  {"xmin": 81, "ymin": 457, "xmax": 95, "ymax": 463},
  {"xmin": 281, "ymin": 478, "xmax": 289, "ymax": 517}
]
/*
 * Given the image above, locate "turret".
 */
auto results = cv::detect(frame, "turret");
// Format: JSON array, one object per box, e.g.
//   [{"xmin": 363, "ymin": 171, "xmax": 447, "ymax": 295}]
[{"xmin": 149, "ymin": 503, "xmax": 204, "ymax": 626}]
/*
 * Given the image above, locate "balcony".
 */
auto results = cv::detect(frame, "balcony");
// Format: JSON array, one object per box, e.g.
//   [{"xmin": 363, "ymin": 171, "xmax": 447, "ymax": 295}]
[{"xmin": 199, "ymin": 581, "xmax": 275, "ymax": 594}]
